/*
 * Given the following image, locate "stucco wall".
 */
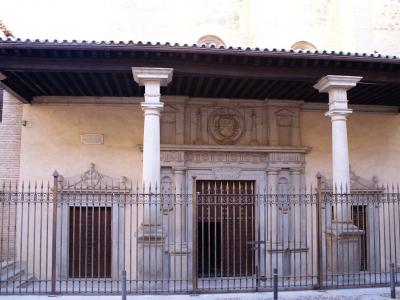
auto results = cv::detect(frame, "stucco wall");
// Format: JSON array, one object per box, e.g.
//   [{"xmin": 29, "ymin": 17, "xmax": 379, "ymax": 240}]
[
  {"xmin": 19, "ymin": 104, "xmax": 144, "ymax": 183},
  {"xmin": 18, "ymin": 102, "xmax": 400, "ymax": 187},
  {"xmin": 301, "ymin": 111, "xmax": 400, "ymax": 186}
]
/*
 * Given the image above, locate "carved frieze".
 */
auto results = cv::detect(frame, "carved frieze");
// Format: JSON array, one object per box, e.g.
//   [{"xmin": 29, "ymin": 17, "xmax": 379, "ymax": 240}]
[
  {"xmin": 185, "ymin": 151, "xmax": 267, "ymax": 164},
  {"xmin": 160, "ymin": 151, "xmax": 185, "ymax": 163},
  {"xmin": 268, "ymin": 153, "xmax": 305, "ymax": 164}
]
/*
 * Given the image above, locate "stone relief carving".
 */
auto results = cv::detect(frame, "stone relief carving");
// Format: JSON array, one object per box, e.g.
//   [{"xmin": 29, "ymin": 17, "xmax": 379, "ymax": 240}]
[
  {"xmin": 249, "ymin": 110, "xmax": 259, "ymax": 146},
  {"xmin": 193, "ymin": 108, "xmax": 204, "ymax": 145},
  {"xmin": 208, "ymin": 108, "xmax": 245, "ymax": 145},
  {"xmin": 160, "ymin": 114, "xmax": 176, "ymax": 144},
  {"xmin": 320, "ymin": 167, "xmax": 380, "ymax": 191},
  {"xmin": 59, "ymin": 163, "xmax": 132, "ymax": 190},
  {"xmin": 182, "ymin": 100, "xmax": 300, "ymax": 147},
  {"xmin": 160, "ymin": 175, "xmax": 173, "ymax": 212},
  {"xmin": 276, "ymin": 109, "xmax": 294, "ymax": 146}
]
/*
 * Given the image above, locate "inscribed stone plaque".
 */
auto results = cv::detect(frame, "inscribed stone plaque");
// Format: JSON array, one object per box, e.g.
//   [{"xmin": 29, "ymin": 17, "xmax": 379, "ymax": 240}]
[{"xmin": 80, "ymin": 134, "xmax": 104, "ymax": 145}]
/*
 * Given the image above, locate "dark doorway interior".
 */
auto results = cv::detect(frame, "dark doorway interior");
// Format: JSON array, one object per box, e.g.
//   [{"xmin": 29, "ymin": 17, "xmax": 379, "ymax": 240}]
[
  {"xmin": 352, "ymin": 205, "xmax": 368, "ymax": 271},
  {"xmin": 196, "ymin": 180, "xmax": 255, "ymax": 277},
  {"xmin": 69, "ymin": 206, "xmax": 112, "ymax": 278}
]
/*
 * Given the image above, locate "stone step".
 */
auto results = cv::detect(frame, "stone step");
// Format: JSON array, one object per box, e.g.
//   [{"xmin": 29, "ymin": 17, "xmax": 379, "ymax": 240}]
[
  {"xmin": 0, "ymin": 264, "xmax": 24, "ymax": 286},
  {"xmin": 0, "ymin": 261, "xmax": 15, "ymax": 272},
  {"xmin": 7, "ymin": 272, "xmax": 35, "ymax": 289}
]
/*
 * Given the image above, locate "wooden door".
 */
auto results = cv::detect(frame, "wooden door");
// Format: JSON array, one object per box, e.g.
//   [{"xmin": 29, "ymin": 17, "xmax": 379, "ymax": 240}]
[
  {"xmin": 69, "ymin": 206, "xmax": 112, "ymax": 278},
  {"xmin": 197, "ymin": 180, "xmax": 255, "ymax": 277}
]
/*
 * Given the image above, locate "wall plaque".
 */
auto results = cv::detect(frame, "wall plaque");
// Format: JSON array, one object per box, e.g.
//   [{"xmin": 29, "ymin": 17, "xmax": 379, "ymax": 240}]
[{"xmin": 80, "ymin": 134, "xmax": 104, "ymax": 145}]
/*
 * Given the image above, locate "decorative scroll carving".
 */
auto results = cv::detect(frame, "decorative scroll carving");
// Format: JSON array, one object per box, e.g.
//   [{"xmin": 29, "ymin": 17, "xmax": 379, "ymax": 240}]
[
  {"xmin": 320, "ymin": 167, "xmax": 380, "ymax": 191},
  {"xmin": 208, "ymin": 108, "xmax": 245, "ymax": 145},
  {"xmin": 59, "ymin": 163, "xmax": 131, "ymax": 190}
]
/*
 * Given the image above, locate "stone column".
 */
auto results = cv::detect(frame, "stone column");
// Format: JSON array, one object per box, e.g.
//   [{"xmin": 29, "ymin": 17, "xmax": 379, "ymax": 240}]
[
  {"xmin": 132, "ymin": 67, "xmax": 173, "ymax": 283},
  {"xmin": 170, "ymin": 168, "xmax": 188, "ymax": 284},
  {"xmin": 314, "ymin": 75, "xmax": 363, "ymax": 274}
]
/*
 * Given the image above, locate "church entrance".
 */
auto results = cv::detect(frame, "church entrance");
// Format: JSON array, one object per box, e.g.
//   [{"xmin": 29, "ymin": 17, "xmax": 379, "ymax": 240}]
[{"xmin": 196, "ymin": 180, "xmax": 255, "ymax": 278}]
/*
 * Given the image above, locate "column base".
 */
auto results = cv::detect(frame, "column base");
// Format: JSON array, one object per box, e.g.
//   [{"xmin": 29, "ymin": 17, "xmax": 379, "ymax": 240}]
[
  {"xmin": 266, "ymin": 241, "xmax": 309, "ymax": 277},
  {"xmin": 326, "ymin": 221, "xmax": 364, "ymax": 274},
  {"xmin": 169, "ymin": 243, "xmax": 189, "ymax": 281},
  {"xmin": 137, "ymin": 225, "xmax": 165, "ymax": 280}
]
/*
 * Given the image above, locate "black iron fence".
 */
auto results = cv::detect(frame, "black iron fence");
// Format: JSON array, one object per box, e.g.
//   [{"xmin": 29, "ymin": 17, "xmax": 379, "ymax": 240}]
[{"xmin": 0, "ymin": 177, "xmax": 399, "ymax": 294}]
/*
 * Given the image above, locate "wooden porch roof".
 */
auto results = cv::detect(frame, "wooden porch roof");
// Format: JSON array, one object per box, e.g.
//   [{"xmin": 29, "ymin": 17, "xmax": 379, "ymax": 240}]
[{"xmin": 0, "ymin": 38, "xmax": 399, "ymax": 106}]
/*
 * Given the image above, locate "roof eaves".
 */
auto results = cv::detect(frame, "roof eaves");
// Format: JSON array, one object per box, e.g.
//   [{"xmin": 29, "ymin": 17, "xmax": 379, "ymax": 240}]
[{"xmin": 0, "ymin": 37, "xmax": 398, "ymax": 63}]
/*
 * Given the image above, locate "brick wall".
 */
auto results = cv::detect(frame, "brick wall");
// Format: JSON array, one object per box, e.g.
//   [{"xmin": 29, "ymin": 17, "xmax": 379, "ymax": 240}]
[
  {"xmin": 0, "ymin": 90, "xmax": 23, "ymax": 182},
  {"xmin": 0, "ymin": 90, "xmax": 23, "ymax": 260}
]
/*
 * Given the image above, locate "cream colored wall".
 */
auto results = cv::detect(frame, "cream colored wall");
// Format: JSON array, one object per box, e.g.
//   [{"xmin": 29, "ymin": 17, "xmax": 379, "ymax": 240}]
[
  {"xmin": 20, "ymin": 103, "xmax": 400, "ymax": 187},
  {"xmin": 19, "ymin": 104, "xmax": 144, "ymax": 183},
  {"xmin": 301, "ymin": 111, "xmax": 400, "ymax": 186}
]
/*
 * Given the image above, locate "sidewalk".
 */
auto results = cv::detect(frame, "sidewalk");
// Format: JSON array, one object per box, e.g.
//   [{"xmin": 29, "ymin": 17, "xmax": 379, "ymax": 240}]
[{"xmin": 0, "ymin": 287, "xmax": 399, "ymax": 300}]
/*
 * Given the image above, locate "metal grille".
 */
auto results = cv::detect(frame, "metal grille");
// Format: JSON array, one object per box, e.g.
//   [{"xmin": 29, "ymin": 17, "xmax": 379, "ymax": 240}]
[{"xmin": 0, "ymin": 179, "xmax": 399, "ymax": 294}]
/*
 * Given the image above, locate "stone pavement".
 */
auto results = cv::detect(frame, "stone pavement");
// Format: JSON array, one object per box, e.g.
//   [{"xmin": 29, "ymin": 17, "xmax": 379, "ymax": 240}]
[{"xmin": 0, "ymin": 287, "xmax": 399, "ymax": 299}]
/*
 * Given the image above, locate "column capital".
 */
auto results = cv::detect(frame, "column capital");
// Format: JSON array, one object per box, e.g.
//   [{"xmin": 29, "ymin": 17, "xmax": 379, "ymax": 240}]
[
  {"xmin": 313, "ymin": 75, "xmax": 362, "ymax": 93},
  {"xmin": 132, "ymin": 67, "xmax": 173, "ymax": 86}
]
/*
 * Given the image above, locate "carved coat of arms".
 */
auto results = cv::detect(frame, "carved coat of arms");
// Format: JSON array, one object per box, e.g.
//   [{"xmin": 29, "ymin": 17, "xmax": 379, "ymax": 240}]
[{"xmin": 209, "ymin": 108, "xmax": 244, "ymax": 145}]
